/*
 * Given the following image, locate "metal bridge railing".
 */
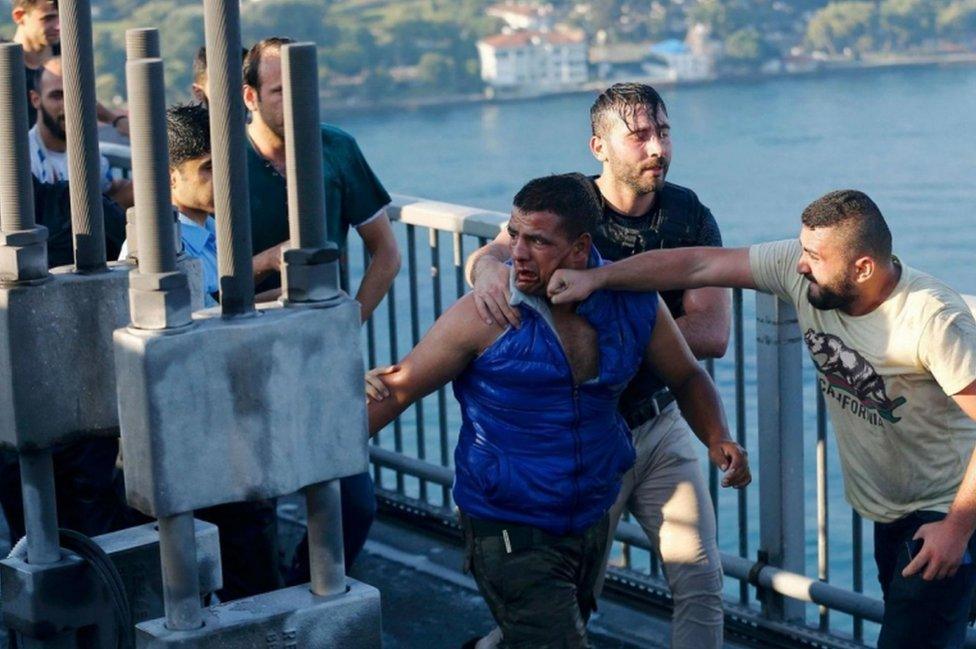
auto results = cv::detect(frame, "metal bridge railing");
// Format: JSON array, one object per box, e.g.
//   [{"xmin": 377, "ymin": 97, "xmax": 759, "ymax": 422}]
[
  {"xmin": 105, "ymin": 148, "xmax": 974, "ymax": 648},
  {"xmin": 359, "ymin": 194, "xmax": 897, "ymax": 647}
]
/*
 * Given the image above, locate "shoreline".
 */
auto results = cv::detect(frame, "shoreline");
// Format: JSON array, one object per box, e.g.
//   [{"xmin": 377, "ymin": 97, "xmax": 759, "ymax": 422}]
[{"xmin": 321, "ymin": 51, "xmax": 976, "ymax": 117}]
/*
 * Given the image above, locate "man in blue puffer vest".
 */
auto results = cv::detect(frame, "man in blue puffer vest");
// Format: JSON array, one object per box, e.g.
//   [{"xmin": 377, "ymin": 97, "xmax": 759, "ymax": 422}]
[{"xmin": 366, "ymin": 173, "xmax": 750, "ymax": 648}]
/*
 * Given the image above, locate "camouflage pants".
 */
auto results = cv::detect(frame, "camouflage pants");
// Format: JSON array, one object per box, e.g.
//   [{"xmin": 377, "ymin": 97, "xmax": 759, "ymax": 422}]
[{"xmin": 463, "ymin": 512, "xmax": 610, "ymax": 649}]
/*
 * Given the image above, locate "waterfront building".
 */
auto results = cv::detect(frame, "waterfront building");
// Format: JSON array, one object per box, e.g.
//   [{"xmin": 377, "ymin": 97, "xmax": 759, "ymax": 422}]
[
  {"xmin": 476, "ymin": 28, "xmax": 588, "ymax": 95},
  {"xmin": 646, "ymin": 38, "xmax": 715, "ymax": 82}
]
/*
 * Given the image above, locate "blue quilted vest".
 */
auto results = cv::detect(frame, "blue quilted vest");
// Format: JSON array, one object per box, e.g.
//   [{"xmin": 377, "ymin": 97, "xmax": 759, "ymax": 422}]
[{"xmin": 452, "ymin": 250, "xmax": 659, "ymax": 536}]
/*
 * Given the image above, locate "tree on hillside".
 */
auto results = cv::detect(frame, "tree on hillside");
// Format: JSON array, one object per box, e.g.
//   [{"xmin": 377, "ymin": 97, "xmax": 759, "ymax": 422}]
[
  {"xmin": 937, "ymin": 0, "xmax": 976, "ymax": 40},
  {"xmin": 385, "ymin": 19, "xmax": 459, "ymax": 66},
  {"xmin": 879, "ymin": 0, "xmax": 938, "ymax": 49},
  {"xmin": 806, "ymin": 1, "xmax": 877, "ymax": 54},
  {"xmin": 158, "ymin": 5, "xmax": 207, "ymax": 102},
  {"xmin": 93, "ymin": 27, "xmax": 125, "ymax": 102},
  {"xmin": 724, "ymin": 27, "xmax": 764, "ymax": 62},
  {"xmin": 688, "ymin": 0, "xmax": 730, "ymax": 35},
  {"xmin": 417, "ymin": 51, "xmax": 455, "ymax": 87},
  {"xmin": 688, "ymin": 0, "xmax": 756, "ymax": 39},
  {"xmin": 587, "ymin": 0, "xmax": 623, "ymax": 37},
  {"xmin": 242, "ymin": 0, "xmax": 330, "ymax": 45},
  {"xmin": 98, "ymin": 0, "xmax": 198, "ymax": 21},
  {"xmin": 114, "ymin": 1, "xmax": 206, "ymax": 102}
]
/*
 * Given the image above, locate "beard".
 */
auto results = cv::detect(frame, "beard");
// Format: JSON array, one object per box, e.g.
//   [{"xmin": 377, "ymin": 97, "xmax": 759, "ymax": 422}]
[
  {"xmin": 608, "ymin": 154, "xmax": 669, "ymax": 195},
  {"xmin": 806, "ymin": 274, "xmax": 856, "ymax": 311},
  {"xmin": 40, "ymin": 103, "xmax": 66, "ymax": 142},
  {"xmin": 258, "ymin": 101, "xmax": 285, "ymax": 140}
]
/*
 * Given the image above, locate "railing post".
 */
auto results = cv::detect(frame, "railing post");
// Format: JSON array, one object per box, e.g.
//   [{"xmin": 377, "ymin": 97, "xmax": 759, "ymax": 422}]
[{"xmin": 755, "ymin": 293, "xmax": 805, "ymax": 623}]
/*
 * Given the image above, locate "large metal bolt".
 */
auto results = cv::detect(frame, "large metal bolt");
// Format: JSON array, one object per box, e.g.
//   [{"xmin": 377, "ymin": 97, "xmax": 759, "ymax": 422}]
[
  {"xmin": 126, "ymin": 27, "xmax": 160, "ymax": 60},
  {"xmin": 203, "ymin": 0, "xmax": 256, "ymax": 316},
  {"xmin": 125, "ymin": 57, "xmax": 191, "ymax": 330},
  {"xmin": 58, "ymin": 0, "xmax": 108, "ymax": 272},
  {"xmin": 0, "ymin": 43, "xmax": 48, "ymax": 283},
  {"xmin": 280, "ymin": 42, "xmax": 340, "ymax": 304}
]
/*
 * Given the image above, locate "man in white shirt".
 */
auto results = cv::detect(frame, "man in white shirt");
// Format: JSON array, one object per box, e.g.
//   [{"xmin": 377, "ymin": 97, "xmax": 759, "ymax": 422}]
[
  {"xmin": 545, "ymin": 189, "xmax": 976, "ymax": 649},
  {"xmin": 28, "ymin": 57, "xmax": 133, "ymax": 209}
]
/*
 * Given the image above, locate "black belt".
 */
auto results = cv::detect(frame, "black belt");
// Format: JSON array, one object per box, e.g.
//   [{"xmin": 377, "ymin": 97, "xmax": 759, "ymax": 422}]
[
  {"xmin": 463, "ymin": 514, "xmax": 571, "ymax": 554},
  {"xmin": 623, "ymin": 388, "xmax": 675, "ymax": 429}
]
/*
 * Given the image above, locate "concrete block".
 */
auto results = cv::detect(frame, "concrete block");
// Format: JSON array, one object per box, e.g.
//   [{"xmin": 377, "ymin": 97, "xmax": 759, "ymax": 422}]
[
  {"xmin": 115, "ymin": 297, "xmax": 368, "ymax": 518},
  {"xmin": 0, "ymin": 551, "xmax": 108, "ymax": 642},
  {"xmin": 0, "ymin": 519, "xmax": 220, "ymax": 641},
  {"xmin": 0, "ymin": 264, "xmax": 131, "ymax": 451},
  {"xmin": 96, "ymin": 519, "xmax": 222, "ymax": 623},
  {"xmin": 136, "ymin": 579, "xmax": 382, "ymax": 648},
  {"xmin": 0, "ymin": 255, "xmax": 206, "ymax": 452}
]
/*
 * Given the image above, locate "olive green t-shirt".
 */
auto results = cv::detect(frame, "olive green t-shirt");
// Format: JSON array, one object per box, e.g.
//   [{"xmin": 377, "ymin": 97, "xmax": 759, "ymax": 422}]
[
  {"xmin": 247, "ymin": 123, "xmax": 391, "ymax": 274},
  {"xmin": 750, "ymin": 239, "xmax": 976, "ymax": 523}
]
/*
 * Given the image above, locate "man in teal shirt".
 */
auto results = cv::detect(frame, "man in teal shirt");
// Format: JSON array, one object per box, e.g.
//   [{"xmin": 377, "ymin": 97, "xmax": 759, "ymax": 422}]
[
  {"xmin": 243, "ymin": 37, "xmax": 399, "ymax": 308},
  {"xmin": 242, "ymin": 37, "xmax": 401, "ymax": 583}
]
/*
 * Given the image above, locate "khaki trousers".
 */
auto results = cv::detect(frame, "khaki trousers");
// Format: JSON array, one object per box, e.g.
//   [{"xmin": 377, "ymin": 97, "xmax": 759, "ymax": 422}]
[{"xmin": 597, "ymin": 402, "xmax": 725, "ymax": 649}]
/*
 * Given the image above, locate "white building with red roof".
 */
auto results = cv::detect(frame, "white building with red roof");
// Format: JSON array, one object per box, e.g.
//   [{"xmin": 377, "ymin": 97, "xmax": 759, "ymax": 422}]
[{"xmin": 476, "ymin": 28, "xmax": 588, "ymax": 93}]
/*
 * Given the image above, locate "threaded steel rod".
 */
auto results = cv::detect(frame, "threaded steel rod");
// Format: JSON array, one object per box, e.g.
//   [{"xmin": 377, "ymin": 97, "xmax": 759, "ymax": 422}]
[
  {"xmin": 19, "ymin": 451, "xmax": 60, "ymax": 565},
  {"xmin": 0, "ymin": 44, "xmax": 36, "ymax": 233},
  {"xmin": 281, "ymin": 43, "xmax": 327, "ymax": 251},
  {"xmin": 305, "ymin": 480, "xmax": 345, "ymax": 596},
  {"xmin": 126, "ymin": 58, "xmax": 177, "ymax": 275},
  {"xmin": 125, "ymin": 28, "xmax": 160, "ymax": 60},
  {"xmin": 203, "ymin": 0, "xmax": 255, "ymax": 316},
  {"xmin": 158, "ymin": 513, "xmax": 203, "ymax": 630},
  {"xmin": 58, "ymin": 0, "xmax": 107, "ymax": 271}
]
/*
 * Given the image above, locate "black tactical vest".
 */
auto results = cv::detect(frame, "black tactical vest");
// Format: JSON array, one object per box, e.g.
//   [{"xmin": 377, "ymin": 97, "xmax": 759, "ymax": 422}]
[{"xmin": 589, "ymin": 178, "xmax": 723, "ymax": 425}]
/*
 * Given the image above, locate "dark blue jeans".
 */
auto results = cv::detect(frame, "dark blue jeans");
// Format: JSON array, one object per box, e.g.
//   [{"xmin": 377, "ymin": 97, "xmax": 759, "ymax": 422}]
[
  {"xmin": 875, "ymin": 510, "xmax": 976, "ymax": 649},
  {"xmin": 287, "ymin": 471, "xmax": 376, "ymax": 585}
]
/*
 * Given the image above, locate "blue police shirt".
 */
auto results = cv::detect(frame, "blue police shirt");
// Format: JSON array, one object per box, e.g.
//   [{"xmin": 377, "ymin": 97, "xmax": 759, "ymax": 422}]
[
  {"xmin": 177, "ymin": 213, "xmax": 219, "ymax": 307},
  {"xmin": 118, "ymin": 212, "xmax": 219, "ymax": 307}
]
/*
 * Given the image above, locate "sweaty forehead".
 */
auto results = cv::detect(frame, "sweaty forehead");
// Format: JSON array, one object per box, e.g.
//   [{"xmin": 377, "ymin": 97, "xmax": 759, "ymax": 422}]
[
  {"xmin": 509, "ymin": 209, "xmax": 562, "ymax": 236},
  {"xmin": 611, "ymin": 104, "xmax": 668, "ymax": 134}
]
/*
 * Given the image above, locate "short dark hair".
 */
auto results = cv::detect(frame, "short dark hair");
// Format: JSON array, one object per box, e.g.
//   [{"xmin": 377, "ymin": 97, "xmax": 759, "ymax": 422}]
[
  {"xmin": 512, "ymin": 173, "xmax": 600, "ymax": 241},
  {"xmin": 590, "ymin": 82, "xmax": 668, "ymax": 137},
  {"xmin": 166, "ymin": 103, "xmax": 210, "ymax": 169},
  {"xmin": 193, "ymin": 45, "xmax": 248, "ymax": 86},
  {"xmin": 243, "ymin": 36, "xmax": 293, "ymax": 91},
  {"xmin": 801, "ymin": 190, "xmax": 892, "ymax": 261},
  {"xmin": 13, "ymin": 0, "xmax": 58, "ymax": 11}
]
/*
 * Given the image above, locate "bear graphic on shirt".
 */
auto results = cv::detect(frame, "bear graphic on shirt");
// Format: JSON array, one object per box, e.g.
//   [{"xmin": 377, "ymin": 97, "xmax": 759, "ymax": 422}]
[{"xmin": 803, "ymin": 329, "xmax": 907, "ymax": 423}]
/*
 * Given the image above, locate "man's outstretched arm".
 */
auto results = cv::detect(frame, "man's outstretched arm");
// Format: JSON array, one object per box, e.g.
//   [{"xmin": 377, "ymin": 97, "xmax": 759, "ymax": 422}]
[
  {"xmin": 367, "ymin": 294, "xmax": 503, "ymax": 435},
  {"xmin": 549, "ymin": 247, "xmax": 757, "ymax": 304},
  {"xmin": 678, "ymin": 286, "xmax": 730, "ymax": 359}
]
